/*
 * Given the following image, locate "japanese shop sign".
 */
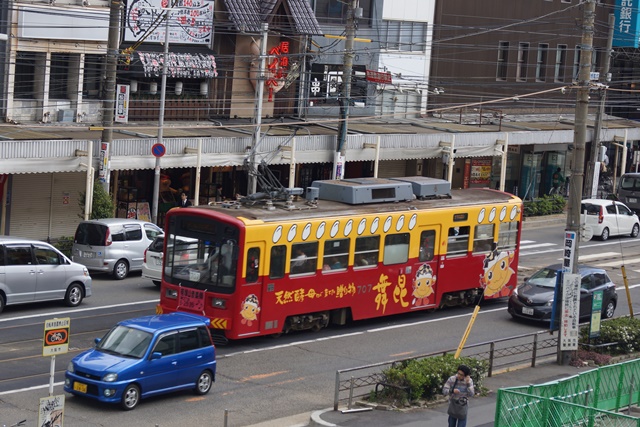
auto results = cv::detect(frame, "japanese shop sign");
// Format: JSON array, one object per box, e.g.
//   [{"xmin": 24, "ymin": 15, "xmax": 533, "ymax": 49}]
[
  {"xmin": 365, "ymin": 70, "xmax": 392, "ymax": 84},
  {"xmin": 266, "ymin": 41, "xmax": 290, "ymax": 102},
  {"xmin": 560, "ymin": 273, "xmax": 580, "ymax": 351},
  {"xmin": 470, "ymin": 159, "xmax": 492, "ymax": 184},
  {"xmin": 614, "ymin": 0, "xmax": 640, "ymax": 48},
  {"xmin": 115, "ymin": 84, "xmax": 130, "ymax": 124},
  {"xmin": 563, "ymin": 230, "xmax": 577, "ymax": 273}
]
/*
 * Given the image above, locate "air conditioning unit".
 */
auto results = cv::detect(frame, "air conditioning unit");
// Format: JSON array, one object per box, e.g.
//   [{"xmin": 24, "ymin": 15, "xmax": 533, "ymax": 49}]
[{"xmin": 57, "ymin": 109, "xmax": 75, "ymax": 122}]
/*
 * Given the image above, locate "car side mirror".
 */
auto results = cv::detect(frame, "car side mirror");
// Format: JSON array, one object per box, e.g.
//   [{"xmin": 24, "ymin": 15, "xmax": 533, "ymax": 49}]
[
  {"xmin": 94, "ymin": 338, "xmax": 101, "ymax": 345},
  {"xmin": 524, "ymin": 277, "xmax": 529, "ymax": 282},
  {"xmin": 150, "ymin": 352, "xmax": 162, "ymax": 360}
]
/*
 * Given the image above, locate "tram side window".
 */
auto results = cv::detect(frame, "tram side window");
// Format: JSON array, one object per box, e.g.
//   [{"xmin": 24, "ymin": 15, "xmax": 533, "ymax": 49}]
[
  {"xmin": 383, "ymin": 233, "xmax": 409, "ymax": 265},
  {"xmin": 355, "ymin": 235, "xmax": 379, "ymax": 268},
  {"xmin": 498, "ymin": 221, "xmax": 519, "ymax": 251},
  {"xmin": 269, "ymin": 245, "xmax": 286, "ymax": 279},
  {"xmin": 473, "ymin": 224, "xmax": 494, "ymax": 254},
  {"xmin": 447, "ymin": 226, "xmax": 470, "ymax": 256},
  {"xmin": 419, "ymin": 230, "xmax": 436, "ymax": 261},
  {"xmin": 323, "ymin": 238, "xmax": 349, "ymax": 272},
  {"xmin": 290, "ymin": 242, "xmax": 318, "ymax": 275},
  {"xmin": 245, "ymin": 247, "xmax": 260, "ymax": 283}
]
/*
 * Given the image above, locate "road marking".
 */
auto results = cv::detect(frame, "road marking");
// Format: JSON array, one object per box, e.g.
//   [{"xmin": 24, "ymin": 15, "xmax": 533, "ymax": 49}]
[
  {"xmin": 596, "ymin": 257, "xmax": 640, "ymax": 268},
  {"xmin": 520, "ymin": 243, "xmax": 556, "ymax": 250},
  {"xmin": 520, "ymin": 240, "xmax": 637, "ymax": 257},
  {"xmin": 520, "ymin": 240, "xmax": 536, "ymax": 244},
  {"xmin": 240, "ymin": 371, "xmax": 288, "ymax": 382},
  {"xmin": 554, "ymin": 252, "xmax": 620, "ymax": 262}
]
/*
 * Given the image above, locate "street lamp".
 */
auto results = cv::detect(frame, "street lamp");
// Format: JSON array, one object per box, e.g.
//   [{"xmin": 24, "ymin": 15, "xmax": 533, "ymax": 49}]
[{"xmin": 151, "ymin": 8, "xmax": 172, "ymax": 225}]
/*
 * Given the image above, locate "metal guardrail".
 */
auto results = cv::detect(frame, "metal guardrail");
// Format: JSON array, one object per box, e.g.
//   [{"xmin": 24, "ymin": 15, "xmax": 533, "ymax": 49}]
[{"xmin": 334, "ymin": 330, "xmax": 558, "ymax": 410}]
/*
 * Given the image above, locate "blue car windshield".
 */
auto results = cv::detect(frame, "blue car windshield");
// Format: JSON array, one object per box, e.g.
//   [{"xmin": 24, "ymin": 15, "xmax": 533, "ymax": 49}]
[
  {"xmin": 97, "ymin": 325, "xmax": 153, "ymax": 359},
  {"xmin": 528, "ymin": 268, "xmax": 558, "ymax": 288}
]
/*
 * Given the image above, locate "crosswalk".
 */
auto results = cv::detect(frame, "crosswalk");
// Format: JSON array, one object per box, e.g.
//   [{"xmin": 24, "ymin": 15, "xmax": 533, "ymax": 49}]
[{"xmin": 520, "ymin": 240, "xmax": 640, "ymax": 273}]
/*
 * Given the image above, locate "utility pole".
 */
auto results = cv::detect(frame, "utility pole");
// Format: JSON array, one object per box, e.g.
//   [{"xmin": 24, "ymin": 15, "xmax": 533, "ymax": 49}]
[
  {"xmin": 559, "ymin": 0, "xmax": 595, "ymax": 366},
  {"xmin": 247, "ymin": 23, "xmax": 268, "ymax": 196},
  {"xmin": 151, "ymin": 11, "xmax": 171, "ymax": 224},
  {"xmin": 334, "ymin": 0, "xmax": 358, "ymax": 180},
  {"xmin": 585, "ymin": 13, "xmax": 614, "ymax": 199},
  {"xmin": 101, "ymin": 0, "xmax": 121, "ymax": 193}
]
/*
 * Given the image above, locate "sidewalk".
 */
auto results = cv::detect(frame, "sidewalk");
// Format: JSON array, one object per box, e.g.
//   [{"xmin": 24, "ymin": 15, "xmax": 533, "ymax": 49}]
[{"xmin": 308, "ymin": 360, "xmax": 593, "ymax": 427}]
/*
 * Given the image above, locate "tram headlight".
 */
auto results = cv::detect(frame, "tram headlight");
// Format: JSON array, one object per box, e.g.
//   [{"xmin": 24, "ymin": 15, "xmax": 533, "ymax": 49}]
[
  {"xmin": 212, "ymin": 298, "xmax": 226, "ymax": 309},
  {"xmin": 165, "ymin": 289, "xmax": 178, "ymax": 299}
]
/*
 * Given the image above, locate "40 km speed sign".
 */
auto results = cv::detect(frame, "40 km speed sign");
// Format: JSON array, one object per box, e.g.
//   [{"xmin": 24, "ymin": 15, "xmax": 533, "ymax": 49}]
[{"xmin": 43, "ymin": 317, "xmax": 70, "ymax": 356}]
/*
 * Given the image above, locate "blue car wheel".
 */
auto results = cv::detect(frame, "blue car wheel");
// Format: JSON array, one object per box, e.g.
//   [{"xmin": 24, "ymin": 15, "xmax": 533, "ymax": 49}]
[{"xmin": 120, "ymin": 384, "xmax": 140, "ymax": 410}]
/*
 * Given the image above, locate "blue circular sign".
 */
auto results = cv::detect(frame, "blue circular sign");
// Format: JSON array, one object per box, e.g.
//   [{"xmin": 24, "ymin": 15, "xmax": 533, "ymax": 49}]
[{"xmin": 151, "ymin": 143, "xmax": 166, "ymax": 158}]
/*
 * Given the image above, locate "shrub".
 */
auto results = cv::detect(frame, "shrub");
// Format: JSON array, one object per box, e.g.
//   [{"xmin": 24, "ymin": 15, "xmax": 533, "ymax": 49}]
[
  {"xmin": 52, "ymin": 236, "xmax": 74, "ymax": 258},
  {"xmin": 579, "ymin": 317, "xmax": 640, "ymax": 355},
  {"xmin": 79, "ymin": 181, "xmax": 115, "ymax": 220},
  {"xmin": 569, "ymin": 350, "xmax": 612, "ymax": 367},
  {"xmin": 523, "ymin": 195, "xmax": 566, "ymax": 217},
  {"xmin": 374, "ymin": 354, "xmax": 488, "ymax": 404}
]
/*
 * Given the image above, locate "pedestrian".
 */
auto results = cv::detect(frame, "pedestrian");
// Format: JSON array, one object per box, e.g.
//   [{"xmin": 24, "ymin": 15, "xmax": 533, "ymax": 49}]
[
  {"xmin": 551, "ymin": 167, "xmax": 565, "ymax": 193},
  {"xmin": 177, "ymin": 192, "xmax": 192, "ymax": 208},
  {"xmin": 442, "ymin": 364, "xmax": 474, "ymax": 427}
]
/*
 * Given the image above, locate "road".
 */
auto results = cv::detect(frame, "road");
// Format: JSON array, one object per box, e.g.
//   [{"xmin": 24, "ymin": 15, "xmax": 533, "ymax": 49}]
[{"xmin": 1, "ymin": 223, "xmax": 639, "ymax": 427}]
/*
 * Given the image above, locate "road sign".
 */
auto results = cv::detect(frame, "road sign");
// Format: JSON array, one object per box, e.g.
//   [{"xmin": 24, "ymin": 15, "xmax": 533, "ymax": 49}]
[
  {"xmin": 43, "ymin": 317, "xmax": 70, "ymax": 356},
  {"xmin": 590, "ymin": 290, "xmax": 604, "ymax": 338},
  {"xmin": 152, "ymin": 143, "xmax": 166, "ymax": 158}
]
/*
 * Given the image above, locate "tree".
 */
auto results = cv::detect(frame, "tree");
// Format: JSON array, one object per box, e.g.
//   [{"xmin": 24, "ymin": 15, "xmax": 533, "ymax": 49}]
[{"xmin": 79, "ymin": 181, "xmax": 114, "ymax": 219}]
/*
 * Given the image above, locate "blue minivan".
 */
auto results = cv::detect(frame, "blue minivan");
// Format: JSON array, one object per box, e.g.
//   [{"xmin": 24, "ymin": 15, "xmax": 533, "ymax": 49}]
[{"xmin": 64, "ymin": 313, "xmax": 216, "ymax": 410}]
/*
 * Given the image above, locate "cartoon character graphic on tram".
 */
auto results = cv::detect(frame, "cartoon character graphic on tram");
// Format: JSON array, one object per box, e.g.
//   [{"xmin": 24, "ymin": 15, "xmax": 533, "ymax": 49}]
[
  {"xmin": 479, "ymin": 242, "xmax": 515, "ymax": 298},
  {"xmin": 412, "ymin": 264, "xmax": 436, "ymax": 307}
]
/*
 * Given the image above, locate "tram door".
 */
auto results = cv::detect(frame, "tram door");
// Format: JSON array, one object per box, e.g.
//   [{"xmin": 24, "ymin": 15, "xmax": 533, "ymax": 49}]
[
  {"xmin": 413, "ymin": 227, "xmax": 440, "ymax": 308},
  {"xmin": 238, "ymin": 242, "xmax": 265, "ymax": 336}
]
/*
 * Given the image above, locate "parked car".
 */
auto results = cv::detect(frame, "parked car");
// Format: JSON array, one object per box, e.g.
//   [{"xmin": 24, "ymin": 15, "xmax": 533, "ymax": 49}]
[
  {"xmin": 72, "ymin": 219, "xmax": 163, "ymax": 279},
  {"xmin": 0, "ymin": 236, "xmax": 91, "ymax": 313},
  {"xmin": 142, "ymin": 235, "xmax": 164, "ymax": 287},
  {"xmin": 64, "ymin": 312, "xmax": 216, "ymax": 410},
  {"xmin": 507, "ymin": 264, "xmax": 617, "ymax": 322},
  {"xmin": 581, "ymin": 199, "xmax": 640, "ymax": 241},
  {"xmin": 617, "ymin": 173, "xmax": 640, "ymax": 214}
]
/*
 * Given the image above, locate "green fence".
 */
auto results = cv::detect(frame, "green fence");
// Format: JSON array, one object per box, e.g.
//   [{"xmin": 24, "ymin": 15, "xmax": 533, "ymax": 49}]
[{"xmin": 496, "ymin": 359, "xmax": 640, "ymax": 426}]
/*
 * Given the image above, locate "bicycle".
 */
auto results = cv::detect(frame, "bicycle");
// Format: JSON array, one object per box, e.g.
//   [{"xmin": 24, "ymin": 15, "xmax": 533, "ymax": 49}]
[
  {"xmin": 3, "ymin": 420, "xmax": 26, "ymax": 427},
  {"xmin": 548, "ymin": 183, "xmax": 566, "ymax": 196}
]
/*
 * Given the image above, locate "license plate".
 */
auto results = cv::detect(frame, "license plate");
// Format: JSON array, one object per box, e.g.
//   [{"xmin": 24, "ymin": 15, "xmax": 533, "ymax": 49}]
[
  {"xmin": 629, "ymin": 198, "xmax": 637, "ymax": 203},
  {"xmin": 155, "ymin": 258, "xmax": 162, "ymax": 266},
  {"xmin": 73, "ymin": 381, "xmax": 88, "ymax": 393},
  {"xmin": 83, "ymin": 251, "xmax": 95, "ymax": 259},
  {"xmin": 522, "ymin": 307, "xmax": 534, "ymax": 316}
]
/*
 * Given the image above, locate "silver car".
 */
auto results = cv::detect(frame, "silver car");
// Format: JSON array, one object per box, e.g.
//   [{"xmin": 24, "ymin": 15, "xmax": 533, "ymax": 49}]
[
  {"xmin": 142, "ymin": 235, "xmax": 164, "ymax": 287},
  {"xmin": 0, "ymin": 236, "xmax": 92, "ymax": 313},
  {"xmin": 72, "ymin": 219, "xmax": 163, "ymax": 280}
]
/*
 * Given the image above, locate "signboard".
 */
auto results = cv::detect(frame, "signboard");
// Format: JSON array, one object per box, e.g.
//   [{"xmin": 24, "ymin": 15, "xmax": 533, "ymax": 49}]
[
  {"xmin": 124, "ymin": 0, "xmax": 214, "ymax": 45},
  {"xmin": 115, "ymin": 84, "xmax": 129, "ymax": 124},
  {"xmin": 365, "ymin": 69, "xmax": 392, "ymax": 84},
  {"xmin": 179, "ymin": 287, "xmax": 205, "ymax": 311},
  {"xmin": 98, "ymin": 142, "xmax": 110, "ymax": 185},
  {"xmin": 43, "ymin": 318, "xmax": 70, "ymax": 356},
  {"xmin": 590, "ymin": 290, "xmax": 604, "ymax": 338},
  {"xmin": 39, "ymin": 395, "xmax": 64, "ymax": 427},
  {"xmin": 561, "ymin": 273, "xmax": 580, "ymax": 351},
  {"xmin": 613, "ymin": 0, "xmax": 640, "ymax": 48},
  {"xmin": 138, "ymin": 52, "xmax": 218, "ymax": 79},
  {"xmin": 563, "ymin": 230, "xmax": 577, "ymax": 273},
  {"xmin": 470, "ymin": 159, "xmax": 492, "ymax": 184}
]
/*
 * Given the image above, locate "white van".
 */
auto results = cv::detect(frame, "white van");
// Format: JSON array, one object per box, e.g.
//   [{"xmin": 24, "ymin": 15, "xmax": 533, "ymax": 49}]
[
  {"xmin": 72, "ymin": 219, "xmax": 162, "ymax": 279},
  {"xmin": 617, "ymin": 173, "xmax": 640, "ymax": 214},
  {"xmin": 0, "ymin": 236, "xmax": 92, "ymax": 313}
]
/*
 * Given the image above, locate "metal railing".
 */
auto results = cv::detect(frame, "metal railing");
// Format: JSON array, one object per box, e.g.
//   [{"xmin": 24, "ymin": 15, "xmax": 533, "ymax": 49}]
[{"xmin": 334, "ymin": 330, "xmax": 558, "ymax": 410}]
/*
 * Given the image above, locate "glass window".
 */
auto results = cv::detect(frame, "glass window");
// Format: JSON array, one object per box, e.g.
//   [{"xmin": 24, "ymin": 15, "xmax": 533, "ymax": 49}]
[
  {"xmin": 380, "ymin": 20, "xmax": 427, "ymax": 52},
  {"xmin": 197, "ymin": 326, "xmax": 212, "ymax": 347},
  {"xmin": 98, "ymin": 325, "xmax": 152, "ymax": 359},
  {"xmin": 573, "ymin": 45, "xmax": 581, "ymax": 81},
  {"xmin": 6, "ymin": 246, "xmax": 33, "ymax": 265},
  {"xmin": 154, "ymin": 333, "xmax": 177, "ymax": 356},
  {"xmin": 383, "ymin": 233, "xmax": 409, "ymax": 265},
  {"xmin": 0, "ymin": 245, "xmax": 4, "ymax": 266},
  {"xmin": 125, "ymin": 225, "xmax": 143, "ymax": 241},
  {"xmin": 15, "ymin": 51, "xmax": 37, "ymax": 98},
  {"xmin": 246, "ymin": 247, "xmax": 260, "ymax": 283},
  {"xmin": 606, "ymin": 204, "xmax": 616, "ymax": 215},
  {"xmin": 419, "ymin": 230, "xmax": 436, "ymax": 261},
  {"xmin": 536, "ymin": 43, "xmax": 549, "ymax": 82},
  {"xmin": 313, "ymin": 0, "xmax": 372, "ymax": 25},
  {"xmin": 618, "ymin": 204, "xmax": 632, "ymax": 215},
  {"xmin": 473, "ymin": 224, "xmax": 494, "ymax": 254},
  {"xmin": 594, "ymin": 272, "xmax": 609, "ymax": 287},
  {"xmin": 497, "ymin": 41, "xmax": 509, "ymax": 81},
  {"xmin": 581, "ymin": 274, "xmax": 595, "ymax": 290},
  {"xmin": 516, "ymin": 42, "xmax": 529, "ymax": 82},
  {"xmin": 323, "ymin": 239, "xmax": 349, "ymax": 272},
  {"xmin": 178, "ymin": 329, "xmax": 200, "ymax": 352},
  {"xmin": 498, "ymin": 221, "xmax": 519, "ymax": 251},
  {"xmin": 83, "ymin": 54, "xmax": 104, "ymax": 99},
  {"xmin": 354, "ymin": 235, "xmax": 379, "ymax": 268},
  {"xmin": 290, "ymin": 242, "xmax": 318, "ymax": 275},
  {"xmin": 270, "ymin": 245, "xmax": 286, "ymax": 279},
  {"xmin": 111, "ymin": 227, "xmax": 126, "ymax": 242},
  {"xmin": 447, "ymin": 226, "xmax": 470, "ymax": 256},
  {"xmin": 145, "ymin": 224, "xmax": 162, "ymax": 240},
  {"xmin": 554, "ymin": 44, "xmax": 567, "ymax": 82},
  {"xmin": 34, "ymin": 246, "xmax": 61, "ymax": 265},
  {"xmin": 50, "ymin": 53, "xmax": 71, "ymax": 99}
]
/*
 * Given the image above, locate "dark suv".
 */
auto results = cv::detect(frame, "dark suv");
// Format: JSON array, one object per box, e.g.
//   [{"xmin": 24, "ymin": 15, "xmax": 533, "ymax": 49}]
[{"xmin": 507, "ymin": 264, "xmax": 617, "ymax": 322}]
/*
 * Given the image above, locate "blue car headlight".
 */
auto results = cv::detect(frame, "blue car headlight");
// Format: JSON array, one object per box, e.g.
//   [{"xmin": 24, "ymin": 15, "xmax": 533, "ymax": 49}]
[
  {"xmin": 102, "ymin": 373, "xmax": 118, "ymax": 382},
  {"xmin": 67, "ymin": 362, "xmax": 75, "ymax": 373}
]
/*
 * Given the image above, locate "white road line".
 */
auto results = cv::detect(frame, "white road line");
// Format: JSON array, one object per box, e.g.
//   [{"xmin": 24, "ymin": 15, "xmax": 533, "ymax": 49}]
[
  {"xmin": 596, "ymin": 257, "xmax": 640, "ymax": 268},
  {"xmin": 520, "ymin": 240, "xmax": 637, "ymax": 257},
  {"xmin": 520, "ymin": 240, "xmax": 536, "ymax": 244},
  {"xmin": 555, "ymin": 252, "xmax": 620, "ymax": 262},
  {"xmin": 520, "ymin": 243, "xmax": 557, "ymax": 250}
]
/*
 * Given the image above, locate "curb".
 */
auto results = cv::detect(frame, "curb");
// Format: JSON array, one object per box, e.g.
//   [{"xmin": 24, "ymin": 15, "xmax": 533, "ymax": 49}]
[{"xmin": 309, "ymin": 408, "xmax": 338, "ymax": 427}]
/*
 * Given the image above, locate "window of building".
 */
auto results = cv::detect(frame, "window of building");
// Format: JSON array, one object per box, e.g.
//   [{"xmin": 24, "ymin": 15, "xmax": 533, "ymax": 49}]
[
  {"xmin": 383, "ymin": 233, "xmax": 409, "ymax": 265},
  {"xmin": 418, "ymin": 230, "xmax": 436, "ymax": 261},
  {"xmin": 379, "ymin": 20, "xmax": 428, "ymax": 52},
  {"xmin": 313, "ymin": 0, "xmax": 372, "ymax": 25},
  {"xmin": 535, "ymin": 43, "xmax": 548, "ymax": 82},
  {"xmin": 573, "ymin": 45, "xmax": 581, "ymax": 81},
  {"xmin": 498, "ymin": 221, "xmax": 519, "ymax": 251},
  {"xmin": 290, "ymin": 242, "xmax": 318, "ymax": 275},
  {"xmin": 496, "ymin": 41, "xmax": 509, "ymax": 81},
  {"xmin": 83, "ymin": 54, "xmax": 104, "ymax": 100},
  {"xmin": 269, "ymin": 245, "xmax": 286, "ymax": 279},
  {"xmin": 516, "ymin": 42, "xmax": 529, "ymax": 81},
  {"xmin": 50, "ymin": 53, "xmax": 71, "ymax": 99},
  {"xmin": 14, "ymin": 51, "xmax": 37, "ymax": 99},
  {"xmin": 473, "ymin": 224, "xmax": 495, "ymax": 254},
  {"xmin": 323, "ymin": 238, "xmax": 349, "ymax": 271},
  {"xmin": 354, "ymin": 235, "xmax": 379, "ymax": 268},
  {"xmin": 447, "ymin": 226, "xmax": 470, "ymax": 256},
  {"xmin": 554, "ymin": 44, "xmax": 567, "ymax": 83}
]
